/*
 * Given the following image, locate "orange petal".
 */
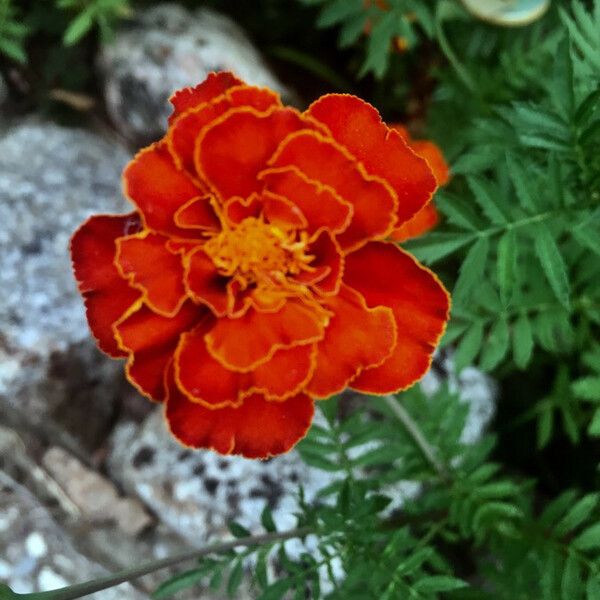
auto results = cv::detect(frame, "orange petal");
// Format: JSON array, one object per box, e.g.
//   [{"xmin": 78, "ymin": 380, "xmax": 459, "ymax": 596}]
[
  {"xmin": 259, "ymin": 166, "xmax": 352, "ymax": 235},
  {"xmin": 205, "ymin": 300, "xmax": 327, "ymax": 371},
  {"xmin": 306, "ymin": 284, "xmax": 396, "ymax": 398},
  {"xmin": 116, "ymin": 232, "xmax": 187, "ymax": 316},
  {"xmin": 175, "ymin": 328, "xmax": 316, "ymax": 407},
  {"xmin": 114, "ymin": 300, "xmax": 207, "ymax": 401},
  {"xmin": 184, "ymin": 247, "xmax": 230, "ymax": 316},
  {"xmin": 196, "ymin": 106, "xmax": 308, "ymax": 200},
  {"xmin": 174, "ymin": 195, "xmax": 221, "ymax": 232},
  {"xmin": 296, "ymin": 228, "xmax": 344, "ymax": 295},
  {"xmin": 307, "ymin": 95, "xmax": 436, "ymax": 224},
  {"xmin": 168, "ymin": 85, "xmax": 281, "ymax": 175},
  {"xmin": 410, "ymin": 140, "xmax": 450, "ymax": 187},
  {"xmin": 344, "ymin": 242, "xmax": 450, "ymax": 394},
  {"xmin": 71, "ymin": 213, "xmax": 142, "ymax": 357},
  {"xmin": 165, "ymin": 364, "xmax": 314, "ymax": 458},
  {"xmin": 123, "ymin": 144, "xmax": 200, "ymax": 237},
  {"xmin": 391, "ymin": 202, "xmax": 439, "ymax": 242},
  {"xmin": 168, "ymin": 71, "xmax": 243, "ymax": 123},
  {"xmin": 270, "ymin": 131, "xmax": 396, "ymax": 251}
]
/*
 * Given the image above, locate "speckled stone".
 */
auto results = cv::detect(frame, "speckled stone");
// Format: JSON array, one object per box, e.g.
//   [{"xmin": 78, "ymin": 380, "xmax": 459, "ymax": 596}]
[
  {"xmin": 98, "ymin": 4, "xmax": 292, "ymax": 145},
  {"xmin": 0, "ymin": 120, "xmax": 130, "ymax": 451},
  {"xmin": 0, "ymin": 472, "xmax": 146, "ymax": 599}
]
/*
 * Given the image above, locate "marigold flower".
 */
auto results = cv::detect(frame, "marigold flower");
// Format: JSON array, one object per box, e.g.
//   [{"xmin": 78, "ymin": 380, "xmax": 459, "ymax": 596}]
[
  {"xmin": 71, "ymin": 72, "xmax": 450, "ymax": 458},
  {"xmin": 390, "ymin": 125, "xmax": 450, "ymax": 243}
]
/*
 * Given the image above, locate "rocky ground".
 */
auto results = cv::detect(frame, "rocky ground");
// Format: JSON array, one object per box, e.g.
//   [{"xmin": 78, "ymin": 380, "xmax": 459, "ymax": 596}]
[{"xmin": 0, "ymin": 5, "xmax": 496, "ymax": 598}]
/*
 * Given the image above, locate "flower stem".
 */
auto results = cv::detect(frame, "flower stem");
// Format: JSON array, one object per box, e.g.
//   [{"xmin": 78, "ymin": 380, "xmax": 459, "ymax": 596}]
[
  {"xmin": 384, "ymin": 395, "xmax": 449, "ymax": 481},
  {"xmin": 0, "ymin": 527, "xmax": 313, "ymax": 600}
]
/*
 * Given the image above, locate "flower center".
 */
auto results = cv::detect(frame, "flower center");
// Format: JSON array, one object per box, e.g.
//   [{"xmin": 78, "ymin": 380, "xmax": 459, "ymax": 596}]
[{"xmin": 204, "ymin": 217, "xmax": 314, "ymax": 286}]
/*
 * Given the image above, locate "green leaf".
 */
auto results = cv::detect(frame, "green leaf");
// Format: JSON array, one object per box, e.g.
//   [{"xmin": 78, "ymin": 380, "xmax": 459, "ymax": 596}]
[
  {"xmin": 506, "ymin": 154, "xmax": 538, "ymax": 213},
  {"xmin": 537, "ymin": 406, "xmax": 554, "ymax": 449},
  {"xmin": 573, "ymin": 522, "xmax": 600, "ymax": 550},
  {"xmin": 555, "ymin": 493, "xmax": 599, "ymax": 536},
  {"xmin": 258, "ymin": 578, "xmax": 293, "ymax": 600},
  {"xmin": 497, "ymin": 229, "xmax": 518, "ymax": 305},
  {"xmin": 454, "ymin": 321, "xmax": 484, "ymax": 371},
  {"xmin": 0, "ymin": 36, "xmax": 27, "ymax": 63},
  {"xmin": 533, "ymin": 223, "xmax": 571, "ymax": 309},
  {"xmin": 466, "ymin": 177, "xmax": 508, "ymax": 225},
  {"xmin": 338, "ymin": 12, "xmax": 368, "ymax": 47},
  {"xmin": 317, "ymin": 0, "xmax": 362, "ymax": 28},
  {"xmin": 480, "ymin": 317, "xmax": 510, "ymax": 371},
  {"xmin": 403, "ymin": 232, "xmax": 475, "ymax": 264},
  {"xmin": 63, "ymin": 9, "xmax": 94, "ymax": 46},
  {"xmin": 360, "ymin": 11, "xmax": 398, "ymax": 78},
  {"xmin": 587, "ymin": 575, "xmax": 600, "ymax": 600},
  {"xmin": 561, "ymin": 553, "xmax": 583, "ymax": 600},
  {"xmin": 228, "ymin": 522, "xmax": 251, "ymax": 538},
  {"xmin": 453, "ymin": 236, "xmax": 489, "ymax": 306},
  {"xmin": 413, "ymin": 575, "xmax": 468, "ymax": 594},
  {"xmin": 512, "ymin": 313, "xmax": 534, "ymax": 369},
  {"xmin": 260, "ymin": 506, "xmax": 277, "ymax": 533},
  {"xmin": 227, "ymin": 560, "xmax": 244, "ymax": 597},
  {"xmin": 153, "ymin": 567, "xmax": 210, "ymax": 599},
  {"xmin": 588, "ymin": 409, "xmax": 600, "ymax": 436},
  {"xmin": 572, "ymin": 377, "xmax": 600, "ymax": 401}
]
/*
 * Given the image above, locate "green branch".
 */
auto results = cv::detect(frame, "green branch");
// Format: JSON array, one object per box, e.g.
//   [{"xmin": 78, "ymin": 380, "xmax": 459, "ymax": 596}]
[
  {"xmin": 0, "ymin": 527, "xmax": 313, "ymax": 600},
  {"xmin": 384, "ymin": 395, "xmax": 450, "ymax": 481}
]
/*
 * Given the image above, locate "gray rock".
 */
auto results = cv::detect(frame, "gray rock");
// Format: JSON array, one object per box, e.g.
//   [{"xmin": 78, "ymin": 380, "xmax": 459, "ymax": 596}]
[
  {"xmin": 0, "ymin": 472, "xmax": 146, "ymax": 599},
  {"xmin": 0, "ymin": 121, "xmax": 130, "ymax": 452},
  {"xmin": 99, "ymin": 4, "xmax": 292, "ymax": 145}
]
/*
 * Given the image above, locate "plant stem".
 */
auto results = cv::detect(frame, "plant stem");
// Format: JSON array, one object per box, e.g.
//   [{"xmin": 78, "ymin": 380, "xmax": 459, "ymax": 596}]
[
  {"xmin": 0, "ymin": 527, "xmax": 313, "ymax": 600},
  {"xmin": 384, "ymin": 395, "xmax": 449, "ymax": 481}
]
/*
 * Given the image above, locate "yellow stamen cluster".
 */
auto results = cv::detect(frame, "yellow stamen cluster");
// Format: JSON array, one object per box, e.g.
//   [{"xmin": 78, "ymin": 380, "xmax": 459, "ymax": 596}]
[{"xmin": 204, "ymin": 217, "xmax": 314, "ymax": 287}]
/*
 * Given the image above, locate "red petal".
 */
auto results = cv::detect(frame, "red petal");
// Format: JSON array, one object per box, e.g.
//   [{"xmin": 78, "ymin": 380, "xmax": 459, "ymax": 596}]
[
  {"xmin": 307, "ymin": 95, "xmax": 437, "ymax": 224},
  {"xmin": 344, "ymin": 242, "xmax": 450, "ymax": 394},
  {"xmin": 71, "ymin": 213, "xmax": 142, "ymax": 357},
  {"xmin": 168, "ymin": 72, "xmax": 243, "ymax": 123},
  {"xmin": 270, "ymin": 131, "xmax": 396, "ymax": 250},
  {"xmin": 196, "ymin": 107, "xmax": 308, "ymax": 200},
  {"xmin": 205, "ymin": 300, "xmax": 327, "ymax": 371},
  {"xmin": 123, "ymin": 144, "xmax": 200, "ymax": 237},
  {"xmin": 114, "ymin": 300, "xmax": 207, "ymax": 401},
  {"xmin": 262, "ymin": 192, "xmax": 307, "ymax": 230},
  {"xmin": 295, "ymin": 228, "xmax": 344, "ymax": 295},
  {"xmin": 116, "ymin": 232, "xmax": 187, "ymax": 316},
  {"xmin": 165, "ymin": 365, "xmax": 314, "ymax": 458},
  {"xmin": 259, "ymin": 166, "xmax": 352, "ymax": 235},
  {"xmin": 168, "ymin": 85, "xmax": 281, "ymax": 175},
  {"xmin": 306, "ymin": 285, "xmax": 396, "ymax": 398},
  {"xmin": 223, "ymin": 194, "xmax": 263, "ymax": 225},
  {"xmin": 174, "ymin": 195, "xmax": 221, "ymax": 232},
  {"xmin": 391, "ymin": 202, "xmax": 439, "ymax": 242},
  {"xmin": 175, "ymin": 328, "xmax": 315, "ymax": 407},
  {"xmin": 184, "ymin": 247, "xmax": 229, "ymax": 316}
]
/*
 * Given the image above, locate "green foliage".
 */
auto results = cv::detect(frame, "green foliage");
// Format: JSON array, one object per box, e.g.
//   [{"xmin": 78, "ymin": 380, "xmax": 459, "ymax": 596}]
[
  {"xmin": 0, "ymin": 0, "xmax": 29, "ymax": 63},
  {"xmin": 298, "ymin": 0, "xmax": 437, "ymax": 78},
  {"xmin": 57, "ymin": 0, "xmax": 131, "ymax": 45}
]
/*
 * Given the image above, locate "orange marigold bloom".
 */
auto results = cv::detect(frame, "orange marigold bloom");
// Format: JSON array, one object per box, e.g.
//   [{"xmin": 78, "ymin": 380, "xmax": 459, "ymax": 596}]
[
  {"xmin": 390, "ymin": 125, "xmax": 450, "ymax": 243},
  {"xmin": 71, "ymin": 72, "xmax": 450, "ymax": 458}
]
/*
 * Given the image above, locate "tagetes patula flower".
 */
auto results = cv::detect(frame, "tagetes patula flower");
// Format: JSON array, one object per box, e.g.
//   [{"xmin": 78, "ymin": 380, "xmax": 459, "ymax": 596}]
[
  {"xmin": 390, "ymin": 125, "xmax": 451, "ymax": 243},
  {"xmin": 71, "ymin": 72, "xmax": 450, "ymax": 458}
]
